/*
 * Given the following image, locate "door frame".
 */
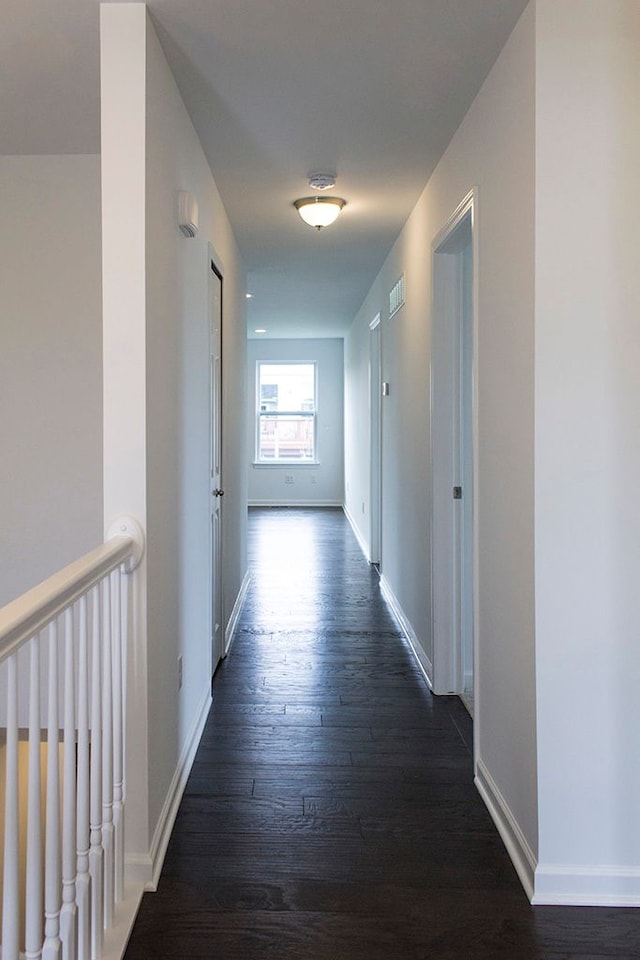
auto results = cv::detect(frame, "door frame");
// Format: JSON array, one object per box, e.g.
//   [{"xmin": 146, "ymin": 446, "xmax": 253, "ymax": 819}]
[
  {"xmin": 208, "ymin": 253, "xmax": 224, "ymax": 677},
  {"xmin": 430, "ymin": 188, "xmax": 479, "ymax": 713},
  {"xmin": 369, "ymin": 312, "xmax": 382, "ymax": 566}
]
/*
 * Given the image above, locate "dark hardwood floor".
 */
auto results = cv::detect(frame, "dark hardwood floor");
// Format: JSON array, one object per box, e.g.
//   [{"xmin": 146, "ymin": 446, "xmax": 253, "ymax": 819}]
[{"xmin": 124, "ymin": 507, "xmax": 639, "ymax": 959}]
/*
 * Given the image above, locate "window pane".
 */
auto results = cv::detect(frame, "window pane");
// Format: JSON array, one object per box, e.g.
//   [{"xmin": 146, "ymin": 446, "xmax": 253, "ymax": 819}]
[
  {"xmin": 258, "ymin": 364, "xmax": 315, "ymax": 413},
  {"xmin": 256, "ymin": 363, "xmax": 317, "ymax": 461},
  {"xmin": 259, "ymin": 415, "xmax": 315, "ymax": 461}
]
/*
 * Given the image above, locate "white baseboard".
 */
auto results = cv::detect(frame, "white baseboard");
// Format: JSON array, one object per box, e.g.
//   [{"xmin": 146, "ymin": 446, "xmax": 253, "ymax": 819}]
[
  {"xmin": 101, "ymin": 881, "xmax": 146, "ymax": 960},
  {"xmin": 248, "ymin": 499, "xmax": 343, "ymax": 507},
  {"xmin": 532, "ymin": 863, "xmax": 640, "ymax": 906},
  {"xmin": 124, "ymin": 852, "xmax": 153, "ymax": 887},
  {"xmin": 343, "ymin": 504, "xmax": 370, "ymax": 562},
  {"xmin": 379, "ymin": 574, "xmax": 433, "ymax": 688},
  {"xmin": 475, "ymin": 758, "xmax": 536, "ymax": 901},
  {"xmin": 146, "ymin": 686, "xmax": 212, "ymax": 890},
  {"xmin": 224, "ymin": 570, "xmax": 251, "ymax": 656}
]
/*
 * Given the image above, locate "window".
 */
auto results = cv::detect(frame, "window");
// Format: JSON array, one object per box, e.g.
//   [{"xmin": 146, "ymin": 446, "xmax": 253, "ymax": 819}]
[{"xmin": 256, "ymin": 362, "xmax": 317, "ymax": 462}]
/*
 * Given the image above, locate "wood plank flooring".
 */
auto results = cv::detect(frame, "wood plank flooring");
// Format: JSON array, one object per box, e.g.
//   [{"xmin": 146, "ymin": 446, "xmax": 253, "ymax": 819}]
[{"xmin": 124, "ymin": 507, "xmax": 639, "ymax": 959}]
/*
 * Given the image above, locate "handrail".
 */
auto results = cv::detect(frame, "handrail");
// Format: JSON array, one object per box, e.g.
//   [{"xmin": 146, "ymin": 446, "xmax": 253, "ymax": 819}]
[
  {"xmin": 0, "ymin": 515, "xmax": 144, "ymax": 664},
  {"xmin": 1, "ymin": 514, "xmax": 144, "ymax": 960}
]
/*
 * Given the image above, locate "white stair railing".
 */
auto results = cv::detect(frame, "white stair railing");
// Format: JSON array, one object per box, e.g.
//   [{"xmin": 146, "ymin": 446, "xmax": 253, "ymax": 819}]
[{"xmin": 0, "ymin": 517, "xmax": 144, "ymax": 960}]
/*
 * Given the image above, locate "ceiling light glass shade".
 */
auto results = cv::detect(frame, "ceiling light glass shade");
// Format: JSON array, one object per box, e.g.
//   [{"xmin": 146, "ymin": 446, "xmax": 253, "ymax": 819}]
[{"xmin": 294, "ymin": 196, "xmax": 345, "ymax": 229}]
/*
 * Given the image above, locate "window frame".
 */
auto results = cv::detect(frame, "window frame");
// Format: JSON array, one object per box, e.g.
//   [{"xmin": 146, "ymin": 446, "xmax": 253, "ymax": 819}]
[{"xmin": 254, "ymin": 361, "xmax": 319, "ymax": 465}]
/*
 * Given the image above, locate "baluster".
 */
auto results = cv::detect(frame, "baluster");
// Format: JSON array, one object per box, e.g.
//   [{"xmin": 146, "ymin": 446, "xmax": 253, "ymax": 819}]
[
  {"xmin": 60, "ymin": 608, "xmax": 77, "ymax": 960},
  {"xmin": 2, "ymin": 653, "xmax": 20, "ymax": 960},
  {"xmin": 89, "ymin": 585, "xmax": 103, "ymax": 960},
  {"xmin": 42, "ymin": 621, "xmax": 61, "ymax": 960},
  {"xmin": 25, "ymin": 636, "xmax": 43, "ymax": 960},
  {"xmin": 101, "ymin": 575, "xmax": 114, "ymax": 929},
  {"xmin": 120, "ymin": 571, "xmax": 129, "ymax": 794},
  {"xmin": 111, "ymin": 570, "xmax": 124, "ymax": 902},
  {"xmin": 76, "ymin": 595, "xmax": 91, "ymax": 960}
]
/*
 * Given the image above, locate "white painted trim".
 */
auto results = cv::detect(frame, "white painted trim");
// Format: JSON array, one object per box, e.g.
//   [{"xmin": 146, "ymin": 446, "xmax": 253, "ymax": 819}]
[
  {"xmin": 248, "ymin": 499, "xmax": 343, "ymax": 507},
  {"xmin": 469, "ymin": 193, "xmax": 481, "ymax": 764},
  {"xmin": 251, "ymin": 461, "xmax": 321, "ymax": 469},
  {"xmin": 532, "ymin": 864, "xmax": 640, "ymax": 907},
  {"xmin": 106, "ymin": 515, "xmax": 145, "ymax": 572},
  {"xmin": 343, "ymin": 504, "xmax": 370, "ymax": 562},
  {"xmin": 224, "ymin": 570, "xmax": 250, "ymax": 657},
  {"xmin": 475, "ymin": 758, "xmax": 536, "ymax": 902},
  {"xmin": 0, "ymin": 535, "xmax": 135, "ymax": 659},
  {"xmin": 379, "ymin": 575, "xmax": 433, "ymax": 688},
  {"xmin": 101, "ymin": 880, "xmax": 146, "ymax": 960},
  {"xmin": 207, "ymin": 250, "xmax": 224, "ymax": 674},
  {"xmin": 207, "ymin": 242, "xmax": 226, "ymax": 284},
  {"xmin": 123, "ymin": 852, "xmax": 153, "ymax": 886},
  {"xmin": 100, "ymin": 3, "xmax": 151, "ymax": 884},
  {"xmin": 432, "ymin": 188, "xmax": 477, "ymax": 252},
  {"xmin": 145, "ymin": 686, "xmax": 212, "ymax": 890},
  {"xmin": 429, "ymin": 187, "xmax": 480, "ymax": 714},
  {"xmin": 369, "ymin": 315, "xmax": 382, "ymax": 566}
]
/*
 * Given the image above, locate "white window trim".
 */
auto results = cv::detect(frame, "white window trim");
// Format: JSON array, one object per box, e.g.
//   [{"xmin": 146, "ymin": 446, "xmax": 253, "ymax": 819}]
[{"xmin": 254, "ymin": 361, "xmax": 319, "ymax": 465}]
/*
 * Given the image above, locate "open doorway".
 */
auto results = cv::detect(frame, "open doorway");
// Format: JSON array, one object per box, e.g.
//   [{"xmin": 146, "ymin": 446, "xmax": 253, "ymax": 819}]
[
  {"xmin": 209, "ymin": 260, "xmax": 224, "ymax": 676},
  {"xmin": 430, "ymin": 190, "xmax": 477, "ymax": 718},
  {"xmin": 369, "ymin": 312, "xmax": 382, "ymax": 567}
]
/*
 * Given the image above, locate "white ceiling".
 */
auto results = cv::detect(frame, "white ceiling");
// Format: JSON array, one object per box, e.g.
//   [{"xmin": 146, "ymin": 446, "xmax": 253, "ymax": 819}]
[{"xmin": 1, "ymin": 0, "xmax": 528, "ymax": 338}]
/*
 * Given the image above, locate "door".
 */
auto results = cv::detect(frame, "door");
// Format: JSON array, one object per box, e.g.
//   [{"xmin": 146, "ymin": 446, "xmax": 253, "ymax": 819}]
[{"xmin": 210, "ymin": 262, "xmax": 224, "ymax": 674}]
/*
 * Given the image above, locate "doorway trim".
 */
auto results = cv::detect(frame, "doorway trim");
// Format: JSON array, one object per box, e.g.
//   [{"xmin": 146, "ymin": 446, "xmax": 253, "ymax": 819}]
[
  {"xmin": 369, "ymin": 312, "xmax": 382, "ymax": 566},
  {"xmin": 208, "ymin": 252, "xmax": 224, "ymax": 679},
  {"xmin": 430, "ymin": 188, "xmax": 479, "ymax": 719}
]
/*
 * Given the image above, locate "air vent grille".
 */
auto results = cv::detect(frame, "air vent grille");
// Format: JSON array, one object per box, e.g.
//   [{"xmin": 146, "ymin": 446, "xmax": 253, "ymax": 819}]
[{"xmin": 389, "ymin": 274, "xmax": 405, "ymax": 318}]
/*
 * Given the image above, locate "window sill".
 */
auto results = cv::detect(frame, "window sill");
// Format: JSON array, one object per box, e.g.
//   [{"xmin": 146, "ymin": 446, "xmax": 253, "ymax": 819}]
[{"xmin": 252, "ymin": 461, "xmax": 320, "ymax": 468}]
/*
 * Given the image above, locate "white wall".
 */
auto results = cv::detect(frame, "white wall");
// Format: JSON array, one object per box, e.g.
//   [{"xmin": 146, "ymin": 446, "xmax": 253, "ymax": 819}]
[
  {"xmin": 0, "ymin": 155, "xmax": 102, "ymax": 607},
  {"xmin": 429, "ymin": 3, "xmax": 537, "ymax": 879},
  {"xmin": 248, "ymin": 338, "xmax": 344, "ymax": 506},
  {"xmin": 533, "ymin": 0, "xmax": 640, "ymax": 903},
  {"xmin": 101, "ymin": 4, "xmax": 150, "ymax": 862},
  {"xmin": 344, "ymin": 295, "xmax": 382, "ymax": 551},
  {"xmin": 101, "ymin": 4, "xmax": 247, "ymax": 873},
  {"xmin": 344, "ymin": 1, "xmax": 537, "ymax": 877},
  {"xmin": 345, "ymin": 0, "xmax": 640, "ymax": 907},
  {"xmin": 145, "ymin": 13, "xmax": 247, "ymax": 838}
]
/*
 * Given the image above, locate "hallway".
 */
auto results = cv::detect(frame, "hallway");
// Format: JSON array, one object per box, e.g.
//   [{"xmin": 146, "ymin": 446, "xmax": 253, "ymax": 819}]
[{"xmin": 123, "ymin": 508, "xmax": 638, "ymax": 960}]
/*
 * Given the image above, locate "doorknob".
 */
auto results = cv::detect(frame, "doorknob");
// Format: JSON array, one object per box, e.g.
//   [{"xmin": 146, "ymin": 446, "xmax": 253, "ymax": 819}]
[{"xmin": 213, "ymin": 488, "xmax": 225, "ymax": 497}]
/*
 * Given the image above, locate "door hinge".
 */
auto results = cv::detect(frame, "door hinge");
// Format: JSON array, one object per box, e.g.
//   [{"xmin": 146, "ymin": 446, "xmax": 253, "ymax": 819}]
[{"xmin": 453, "ymin": 486, "xmax": 463, "ymax": 500}]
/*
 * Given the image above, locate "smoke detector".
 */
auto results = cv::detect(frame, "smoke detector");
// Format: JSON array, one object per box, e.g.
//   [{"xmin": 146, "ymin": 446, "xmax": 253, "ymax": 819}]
[{"xmin": 308, "ymin": 173, "xmax": 336, "ymax": 191}]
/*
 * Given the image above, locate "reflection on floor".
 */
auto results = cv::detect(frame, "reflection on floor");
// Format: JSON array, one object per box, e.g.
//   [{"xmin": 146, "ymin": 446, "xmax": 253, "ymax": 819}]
[{"xmin": 124, "ymin": 507, "xmax": 639, "ymax": 960}]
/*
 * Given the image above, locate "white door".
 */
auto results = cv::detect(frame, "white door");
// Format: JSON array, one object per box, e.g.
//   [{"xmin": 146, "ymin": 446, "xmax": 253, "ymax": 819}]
[{"xmin": 210, "ymin": 263, "xmax": 224, "ymax": 674}]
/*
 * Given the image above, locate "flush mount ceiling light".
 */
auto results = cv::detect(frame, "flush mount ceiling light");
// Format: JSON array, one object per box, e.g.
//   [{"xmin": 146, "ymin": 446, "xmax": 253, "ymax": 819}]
[{"xmin": 294, "ymin": 196, "xmax": 346, "ymax": 230}]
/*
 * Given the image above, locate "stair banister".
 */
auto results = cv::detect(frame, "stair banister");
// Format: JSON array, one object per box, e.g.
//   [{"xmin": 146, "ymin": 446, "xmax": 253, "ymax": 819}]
[{"xmin": 0, "ymin": 515, "xmax": 144, "ymax": 960}]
